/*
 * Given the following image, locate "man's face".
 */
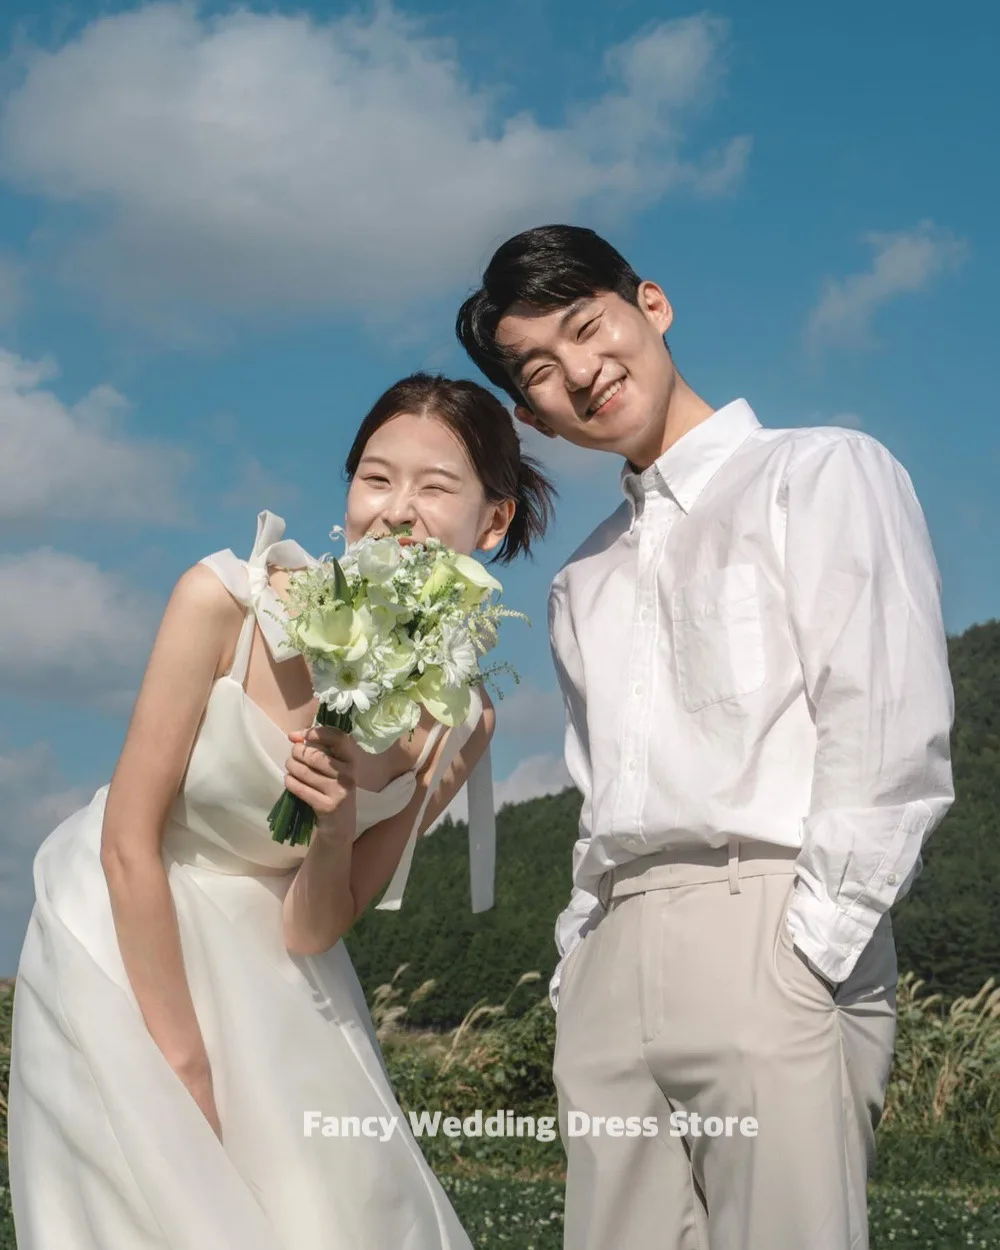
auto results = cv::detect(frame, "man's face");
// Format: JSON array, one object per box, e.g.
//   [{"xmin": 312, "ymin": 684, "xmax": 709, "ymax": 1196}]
[{"xmin": 495, "ymin": 281, "xmax": 675, "ymax": 465}]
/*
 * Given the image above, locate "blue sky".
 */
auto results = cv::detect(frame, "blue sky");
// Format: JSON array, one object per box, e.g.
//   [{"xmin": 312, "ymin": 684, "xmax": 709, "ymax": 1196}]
[{"xmin": 0, "ymin": 0, "xmax": 996, "ymax": 970}]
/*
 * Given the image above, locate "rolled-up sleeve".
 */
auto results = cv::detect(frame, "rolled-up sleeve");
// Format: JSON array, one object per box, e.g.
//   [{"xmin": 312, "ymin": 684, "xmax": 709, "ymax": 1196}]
[{"xmin": 780, "ymin": 434, "xmax": 955, "ymax": 984}]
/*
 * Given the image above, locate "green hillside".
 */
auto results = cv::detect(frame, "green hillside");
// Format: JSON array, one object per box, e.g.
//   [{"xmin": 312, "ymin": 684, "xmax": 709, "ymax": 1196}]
[{"xmin": 346, "ymin": 618, "xmax": 1000, "ymax": 1026}]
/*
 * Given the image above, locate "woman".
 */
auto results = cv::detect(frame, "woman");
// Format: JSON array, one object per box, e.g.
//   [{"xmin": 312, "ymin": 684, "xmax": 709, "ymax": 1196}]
[{"xmin": 7, "ymin": 373, "xmax": 555, "ymax": 1249}]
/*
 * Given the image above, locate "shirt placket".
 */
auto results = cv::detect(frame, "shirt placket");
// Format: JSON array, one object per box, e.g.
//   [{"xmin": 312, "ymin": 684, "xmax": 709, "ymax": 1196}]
[{"xmin": 612, "ymin": 474, "xmax": 674, "ymax": 841}]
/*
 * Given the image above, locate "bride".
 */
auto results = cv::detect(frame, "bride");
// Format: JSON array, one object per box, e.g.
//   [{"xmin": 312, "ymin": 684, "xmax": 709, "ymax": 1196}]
[{"xmin": 7, "ymin": 372, "xmax": 555, "ymax": 1249}]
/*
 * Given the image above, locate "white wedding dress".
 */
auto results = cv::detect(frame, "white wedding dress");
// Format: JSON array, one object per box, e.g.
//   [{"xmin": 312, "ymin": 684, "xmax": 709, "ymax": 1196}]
[{"xmin": 7, "ymin": 511, "xmax": 496, "ymax": 1249}]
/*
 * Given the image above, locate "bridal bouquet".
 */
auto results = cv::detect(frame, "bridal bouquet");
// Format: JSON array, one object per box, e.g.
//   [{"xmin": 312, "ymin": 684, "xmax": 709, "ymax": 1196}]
[{"xmin": 266, "ymin": 527, "xmax": 525, "ymax": 846}]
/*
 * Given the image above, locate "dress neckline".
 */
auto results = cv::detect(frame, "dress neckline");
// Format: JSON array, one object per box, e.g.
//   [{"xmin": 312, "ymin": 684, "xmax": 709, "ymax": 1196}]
[{"xmin": 219, "ymin": 674, "xmax": 416, "ymax": 798}]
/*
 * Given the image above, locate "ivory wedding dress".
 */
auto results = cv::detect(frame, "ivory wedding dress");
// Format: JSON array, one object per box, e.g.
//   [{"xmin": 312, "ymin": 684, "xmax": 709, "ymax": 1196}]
[{"xmin": 7, "ymin": 511, "xmax": 495, "ymax": 1249}]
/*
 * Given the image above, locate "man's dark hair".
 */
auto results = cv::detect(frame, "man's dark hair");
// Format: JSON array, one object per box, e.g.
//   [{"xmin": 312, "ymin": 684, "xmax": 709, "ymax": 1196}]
[{"xmin": 455, "ymin": 225, "xmax": 643, "ymax": 405}]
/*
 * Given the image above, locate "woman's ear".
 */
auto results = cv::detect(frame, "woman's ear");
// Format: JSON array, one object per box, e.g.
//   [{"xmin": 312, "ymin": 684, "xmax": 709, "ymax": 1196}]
[
  {"xmin": 477, "ymin": 498, "xmax": 516, "ymax": 552},
  {"xmin": 514, "ymin": 404, "xmax": 557, "ymax": 438}
]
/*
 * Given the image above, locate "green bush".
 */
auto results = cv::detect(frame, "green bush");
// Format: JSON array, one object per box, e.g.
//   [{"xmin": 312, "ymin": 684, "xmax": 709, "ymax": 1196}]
[
  {"xmin": 366, "ymin": 964, "xmax": 1000, "ymax": 1184},
  {"xmin": 876, "ymin": 973, "xmax": 1000, "ymax": 1184}
]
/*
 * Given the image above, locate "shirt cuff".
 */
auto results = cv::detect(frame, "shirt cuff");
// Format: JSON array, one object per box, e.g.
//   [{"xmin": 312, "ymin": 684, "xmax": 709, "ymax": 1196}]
[
  {"xmin": 550, "ymin": 891, "xmax": 603, "ymax": 1011},
  {"xmin": 785, "ymin": 889, "xmax": 881, "ymax": 986},
  {"xmin": 548, "ymin": 966, "xmax": 563, "ymax": 1012}
]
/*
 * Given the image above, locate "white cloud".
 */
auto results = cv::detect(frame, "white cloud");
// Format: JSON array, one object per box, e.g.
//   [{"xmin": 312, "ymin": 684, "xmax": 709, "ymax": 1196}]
[
  {"xmin": 0, "ymin": 740, "xmax": 92, "ymax": 972},
  {"xmin": 0, "ymin": 742, "xmax": 91, "ymax": 899},
  {"xmin": 493, "ymin": 682, "xmax": 566, "ymax": 738},
  {"xmin": 0, "ymin": 4, "xmax": 749, "ymax": 338},
  {"xmin": 219, "ymin": 454, "xmax": 301, "ymax": 512},
  {"xmin": 0, "ymin": 548, "xmax": 161, "ymax": 710},
  {"xmin": 431, "ymin": 750, "xmax": 573, "ymax": 830},
  {"xmin": 0, "ymin": 347, "xmax": 193, "ymax": 524},
  {"xmin": 494, "ymin": 752, "xmax": 574, "ymax": 808},
  {"xmin": 807, "ymin": 221, "xmax": 967, "ymax": 352}
]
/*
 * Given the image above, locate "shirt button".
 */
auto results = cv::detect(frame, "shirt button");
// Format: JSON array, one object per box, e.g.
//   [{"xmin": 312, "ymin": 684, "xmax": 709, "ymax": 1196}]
[
  {"xmin": 886, "ymin": 872, "xmax": 897, "ymax": 886},
  {"xmin": 640, "ymin": 608, "xmax": 650, "ymax": 622},
  {"xmin": 632, "ymin": 683, "xmax": 643, "ymax": 697},
  {"xmin": 627, "ymin": 760, "xmax": 637, "ymax": 773}
]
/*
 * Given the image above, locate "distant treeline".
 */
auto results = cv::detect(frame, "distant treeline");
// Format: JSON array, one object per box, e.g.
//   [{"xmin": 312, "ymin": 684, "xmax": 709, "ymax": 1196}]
[{"xmin": 346, "ymin": 619, "xmax": 1000, "ymax": 1028}]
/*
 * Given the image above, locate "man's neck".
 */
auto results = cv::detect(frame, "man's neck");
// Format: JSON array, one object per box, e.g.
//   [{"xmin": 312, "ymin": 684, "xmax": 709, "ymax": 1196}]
[{"xmin": 627, "ymin": 378, "xmax": 715, "ymax": 473}]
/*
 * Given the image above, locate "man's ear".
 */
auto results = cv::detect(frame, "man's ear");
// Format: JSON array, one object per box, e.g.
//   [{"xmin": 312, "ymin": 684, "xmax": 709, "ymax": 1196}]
[
  {"xmin": 514, "ymin": 403, "xmax": 557, "ymax": 439},
  {"xmin": 638, "ymin": 280, "xmax": 674, "ymax": 337}
]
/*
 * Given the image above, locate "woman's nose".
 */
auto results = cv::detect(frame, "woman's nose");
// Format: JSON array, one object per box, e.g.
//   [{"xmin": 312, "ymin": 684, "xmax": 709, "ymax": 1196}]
[{"xmin": 382, "ymin": 493, "xmax": 417, "ymax": 527}]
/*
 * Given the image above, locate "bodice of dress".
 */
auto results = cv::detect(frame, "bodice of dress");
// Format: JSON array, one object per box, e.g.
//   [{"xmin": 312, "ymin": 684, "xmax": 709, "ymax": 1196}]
[{"xmin": 162, "ymin": 510, "xmax": 496, "ymax": 913}]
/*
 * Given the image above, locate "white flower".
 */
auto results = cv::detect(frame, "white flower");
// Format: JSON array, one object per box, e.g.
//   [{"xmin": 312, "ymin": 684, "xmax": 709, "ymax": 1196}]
[
  {"xmin": 356, "ymin": 537, "xmax": 404, "ymax": 584},
  {"xmin": 352, "ymin": 691, "xmax": 423, "ymax": 754},
  {"xmin": 367, "ymin": 582, "xmax": 412, "ymax": 630},
  {"xmin": 433, "ymin": 622, "xmax": 479, "ymax": 687},
  {"xmin": 415, "ymin": 666, "xmax": 472, "ymax": 726},
  {"xmin": 372, "ymin": 632, "xmax": 418, "ymax": 687},
  {"xmin": 311, "ymin": 657, "xmax": 381, "ymax": 714},
  {"xmin": 296, "ymin": 602, "xmax": 372, "ymax": 663},
  {"xmin": 419, "ymin": 551, "xmax": 503, "ymax": 610}
]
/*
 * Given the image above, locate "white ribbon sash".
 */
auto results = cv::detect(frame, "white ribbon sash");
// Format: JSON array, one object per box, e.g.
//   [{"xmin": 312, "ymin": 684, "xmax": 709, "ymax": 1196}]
[{"xmin": 376, "ymin": 685, "xmax": 496, "ymax": 914}]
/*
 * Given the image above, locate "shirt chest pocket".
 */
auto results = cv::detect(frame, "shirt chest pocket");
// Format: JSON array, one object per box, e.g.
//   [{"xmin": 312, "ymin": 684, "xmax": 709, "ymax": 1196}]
[{"xmin": 669, "ymin": 562, "xmax": 766, "ymax": 712}]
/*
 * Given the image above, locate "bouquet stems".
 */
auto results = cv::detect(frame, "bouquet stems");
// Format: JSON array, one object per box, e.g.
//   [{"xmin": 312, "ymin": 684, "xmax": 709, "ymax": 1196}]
[{"xmin": 268, "ymin": 704, "xmax": 353, "ymax": 846}]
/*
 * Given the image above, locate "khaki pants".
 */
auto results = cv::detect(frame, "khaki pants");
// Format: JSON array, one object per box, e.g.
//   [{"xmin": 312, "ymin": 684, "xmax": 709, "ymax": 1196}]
[{"xmin": 553, "ymin": 840, "xmax": 898, "ymax": 1250}]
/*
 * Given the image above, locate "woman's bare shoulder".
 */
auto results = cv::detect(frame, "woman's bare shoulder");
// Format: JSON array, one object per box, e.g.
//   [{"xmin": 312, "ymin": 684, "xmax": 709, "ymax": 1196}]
[{"xmin": 171, "ymin": 562, "xmax": 246, "ymax": 623}]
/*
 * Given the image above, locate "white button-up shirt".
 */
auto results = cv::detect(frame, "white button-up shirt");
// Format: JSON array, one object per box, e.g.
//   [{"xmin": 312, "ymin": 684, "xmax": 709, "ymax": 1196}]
[{"xmin": 548, "ymin": 398, "xmax": 954, "ymax": 1008}]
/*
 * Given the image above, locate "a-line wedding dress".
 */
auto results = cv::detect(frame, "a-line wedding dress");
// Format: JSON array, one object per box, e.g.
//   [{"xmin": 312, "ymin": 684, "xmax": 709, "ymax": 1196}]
[{"xmin": 7, "ymin": 510, "xmax": 496, "ymax": 1249}]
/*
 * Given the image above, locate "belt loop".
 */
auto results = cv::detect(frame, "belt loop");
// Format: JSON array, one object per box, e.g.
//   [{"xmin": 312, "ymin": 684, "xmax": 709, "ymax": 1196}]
[{"xmin": 728, "ymin": 837, "xmax": 740, "ymax": 894}]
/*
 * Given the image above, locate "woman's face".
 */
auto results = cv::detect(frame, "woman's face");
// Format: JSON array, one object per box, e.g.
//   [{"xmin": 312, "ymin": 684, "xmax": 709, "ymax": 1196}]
[{"xmin": 345, "ymin": 411, "xmax": 513, "ymax": 556}]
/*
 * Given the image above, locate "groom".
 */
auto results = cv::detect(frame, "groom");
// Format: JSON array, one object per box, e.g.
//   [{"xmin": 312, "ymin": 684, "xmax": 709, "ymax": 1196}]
[{"xmin": 454, "ymin": 225, "xmax": 955, "ymax": 1250}]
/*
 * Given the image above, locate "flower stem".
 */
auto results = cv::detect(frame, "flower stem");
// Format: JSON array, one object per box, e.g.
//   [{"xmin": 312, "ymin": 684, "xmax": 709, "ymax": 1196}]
[{"xmin": 268, "ymin": 705, "xmax": 354, "ymax": 845}]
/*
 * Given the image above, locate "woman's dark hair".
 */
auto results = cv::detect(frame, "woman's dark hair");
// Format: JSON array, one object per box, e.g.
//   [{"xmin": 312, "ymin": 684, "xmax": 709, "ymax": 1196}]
[
  {"xmin": 344, "ymin": 372, "xmax": 557, "ymax": 564},
  {"xmin": 455, "ymin": 224, "xmax": 643, "ymax": 404}
]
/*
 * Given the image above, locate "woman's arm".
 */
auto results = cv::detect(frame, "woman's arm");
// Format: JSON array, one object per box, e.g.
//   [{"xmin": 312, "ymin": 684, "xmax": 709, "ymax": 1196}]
[
  {"xmin": 282, "ymin": 692, "xmax": 495, "ymax": 955},
  {"xmin": 99, "ymin": 564, "xmax": 244, "ymax": 1128}
]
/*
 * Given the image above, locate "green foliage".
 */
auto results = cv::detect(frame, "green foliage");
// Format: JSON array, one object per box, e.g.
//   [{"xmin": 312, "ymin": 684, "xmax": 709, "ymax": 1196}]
[
  {"xmin": 0, "ymin": 983, "xmax": 8, "ymax": 1158},
  {"xmin": 348, "ymin": 619, "xmax": 1000, "ymax": 1024},
  {"xmin": 876, "ymin": 973, "xmax": 1000, "ymax": 1184},
  {"xmin": 3, "ymin": 967, "xmax": 1000, "ymax": 1244},
  {"xmin": 438, "ymin": 1174, "xmax": 1000, "ymax": 1250},
  {"xmin": 368, "ymin": 965, "xmax": 1000, "ymax": 1185},
  {"xmin": 346, "ymin": 787, "xmax": 583, "ymax": 1028},
  {"xmin": 891, "ymin": 620, "xmax": 1000, "ymax": 1000}
]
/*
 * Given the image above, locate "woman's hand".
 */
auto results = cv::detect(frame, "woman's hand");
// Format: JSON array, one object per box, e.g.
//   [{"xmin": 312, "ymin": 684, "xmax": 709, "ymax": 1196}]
[{"xmin": 284, "ymin": 725, "xmax": 357, "ymax": 840}]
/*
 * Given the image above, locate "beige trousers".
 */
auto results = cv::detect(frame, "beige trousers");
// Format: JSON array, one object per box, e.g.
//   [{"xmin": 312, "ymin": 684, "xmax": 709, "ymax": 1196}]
[{"xmin": 553, "ymin": 840, "xmax": 898, "ymax": 1250}]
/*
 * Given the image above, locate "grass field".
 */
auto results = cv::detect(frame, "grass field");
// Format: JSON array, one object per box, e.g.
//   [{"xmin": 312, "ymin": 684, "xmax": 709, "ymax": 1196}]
[
  {"xmin": 2, "ymin": 972, "xmax": 999, "ymax": 1247},
  {"xmin": 0, "ymin": 1158, "xmax": 998, "ymax": 1248}
]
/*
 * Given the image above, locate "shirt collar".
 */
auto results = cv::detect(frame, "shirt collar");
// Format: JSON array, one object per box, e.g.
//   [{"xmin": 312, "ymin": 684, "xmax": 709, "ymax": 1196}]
[{"xmin": 621, "ymin": 398, "xmax": 761, "ymax": 529}]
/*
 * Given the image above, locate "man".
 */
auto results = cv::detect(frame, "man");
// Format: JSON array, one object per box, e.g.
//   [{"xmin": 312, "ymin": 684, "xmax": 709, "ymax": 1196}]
[{"xmin": 455, "ymin": 225, "xmax": 955, "ymax": 1250}]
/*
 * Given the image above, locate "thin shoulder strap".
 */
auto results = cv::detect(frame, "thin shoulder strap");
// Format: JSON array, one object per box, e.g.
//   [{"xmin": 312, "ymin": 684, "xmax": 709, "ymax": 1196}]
[
  {"xmin": 376, "ymin": 688, "xmax": 495, "ymax": 914},
  {"xmin": 413, "ymin": 719, "xmax": 447, "ymax": 773},
  {"xmin": 199, "ymin": 547, "xmax": 257, "ymax": 686},
  {"xmin": 229, "ymin": 608, "xmax": 257, "ymax": 687}
]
